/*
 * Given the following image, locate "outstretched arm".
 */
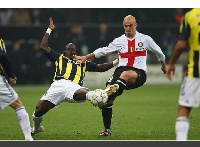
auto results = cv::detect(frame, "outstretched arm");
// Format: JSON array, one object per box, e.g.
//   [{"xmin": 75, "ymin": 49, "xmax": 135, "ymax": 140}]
[
  {"xmin": 73, "ymin": 53, "xmax": 95, "ymax": 64},
  {"xmin": 166, "ymin": 40, "xmax": 187, "ymax": 81},
  {"xmin": 95, "ymin": 59, "xmax": 118, "ymax": 72},
  {"xmin": 73, "ymin": 40, "xmax": 118, "ymax": 64},
  {"xmin": 40, "ymin": 17, "xmax": 56, "ymax": 53}
]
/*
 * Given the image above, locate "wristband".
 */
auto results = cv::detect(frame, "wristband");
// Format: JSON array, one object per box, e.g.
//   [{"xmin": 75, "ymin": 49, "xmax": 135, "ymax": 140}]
[
  {"xmin": 46, "ymin": 28, "xmax": 52, "ymax": 35},
  {"xmin": 112, "ymin": 59, "xmax": 119, "ymax": 66}
]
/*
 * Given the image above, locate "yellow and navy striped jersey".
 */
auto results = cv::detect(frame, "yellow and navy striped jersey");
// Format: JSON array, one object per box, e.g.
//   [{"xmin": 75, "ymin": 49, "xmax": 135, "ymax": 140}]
[
  {"xmin": 44, "ymin": 49, "xmax": 98, "ymax": 86},
  {"xmin": 0, "ymin": 38, "xmax": 5, "ymax": 76},
  {"xmin": 179, "ymin": 8, "xmax": 200, "ymax": 77},
  {"xmin": 0, "ymin": 38, "xmax": 16, "ymax": 78}
]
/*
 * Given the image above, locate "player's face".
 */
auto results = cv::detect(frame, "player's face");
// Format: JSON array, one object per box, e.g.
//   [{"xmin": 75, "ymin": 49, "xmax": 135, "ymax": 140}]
[
  {"xmin": 123, "ymin": 19, "xmax": 137, "ymax": 38},
  {"xmin": 64, "ymin": 44, "xmax": 76, "ymax": 59}
]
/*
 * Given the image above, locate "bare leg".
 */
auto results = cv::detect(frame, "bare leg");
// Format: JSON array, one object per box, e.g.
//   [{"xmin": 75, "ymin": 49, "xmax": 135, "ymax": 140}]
[
  {"xmin": 34, "ymin": 100, "xmax": 56, "ymax": 117},
  {"xmin": 73, "ymin": 88, "xmax": 90, "ymax": 101},
  {"xmin": 32, "ymin": 100, "xmax": 56, "ymax": 135}
]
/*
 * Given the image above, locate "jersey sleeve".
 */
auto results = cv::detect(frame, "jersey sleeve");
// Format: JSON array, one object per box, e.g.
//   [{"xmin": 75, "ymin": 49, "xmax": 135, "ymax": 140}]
[
  {"xmin": 147, "ymin": 36, "xmax": 166, "ymax": 61},
  {"xmin": 0, "ymin": 39, "xmax": 16, "ymax": 78},
  {"xmin": 85, "ymin": 60, "xmax": 98, "ymax": 71},
  {"xmin": 178, "ymin": 15, "xmax": 190, "ymax": 41},
  {"xmin": 43, "ymin": 48, "xmax": 61, "ymax": 63},
  {"xmin": 93, "ymin": 38, "xmax": 120, "ymax": 58}
]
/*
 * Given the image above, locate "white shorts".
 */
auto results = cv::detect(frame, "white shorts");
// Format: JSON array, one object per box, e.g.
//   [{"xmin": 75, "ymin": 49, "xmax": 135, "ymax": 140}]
[
  {"xmin": 0, "ymin": 75, "xmax": 18, "ymax": 110},
  {"xmin": 40, "ymin": 79, "xmax": 86, "ymax": 106},
  {"xmin": 179, "ymin": 77, "xmax": 200, "ymax": 108}
]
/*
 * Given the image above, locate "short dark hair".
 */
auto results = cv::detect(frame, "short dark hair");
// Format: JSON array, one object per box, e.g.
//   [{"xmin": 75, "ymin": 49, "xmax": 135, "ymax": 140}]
[{"xmin": 65, "ymin": 43, "xmax": 76, "ymax": 49}]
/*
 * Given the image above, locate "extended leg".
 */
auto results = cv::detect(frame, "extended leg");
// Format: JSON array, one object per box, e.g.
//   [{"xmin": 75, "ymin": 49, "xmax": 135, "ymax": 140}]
[
  {"xmin": 106, "ymin": 70, "xmax": 137, "ymax": 97},
  {"xmin": 32, "ymin": 100, "xmax": 55, "ymax": 135}
]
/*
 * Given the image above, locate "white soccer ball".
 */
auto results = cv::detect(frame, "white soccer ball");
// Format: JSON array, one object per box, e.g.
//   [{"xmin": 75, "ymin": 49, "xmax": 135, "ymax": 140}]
[{"xmin": 90, "ymin": 89, "xmax": 108, "ymax": 107}]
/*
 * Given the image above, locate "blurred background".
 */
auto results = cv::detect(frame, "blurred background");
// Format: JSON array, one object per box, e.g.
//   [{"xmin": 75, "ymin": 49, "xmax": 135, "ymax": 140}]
[{"xmin": 0, "ymin": 8, "xmax": 191, "ymax": 85}]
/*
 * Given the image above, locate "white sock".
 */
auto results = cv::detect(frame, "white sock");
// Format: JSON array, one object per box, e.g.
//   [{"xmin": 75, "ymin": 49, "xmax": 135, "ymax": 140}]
[
  {"xmin": 32, "ymin": 112, "xmax": 44, "ymax": 129},
  {"xmin": 86, "ymin": 91, "xmax": 92, "ymax": 101},
  {"xmin": 175, "ymin": 116, "xmax": 189, "ymax": 141},
  {"xmin": 15, "ymin": 106, "xmax": 33, "ymax": 140}
]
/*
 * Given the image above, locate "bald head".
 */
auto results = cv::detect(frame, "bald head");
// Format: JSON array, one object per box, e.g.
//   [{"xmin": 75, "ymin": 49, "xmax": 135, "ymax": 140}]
[
  {"xmin": 123, "ymin": 15, "xmax": 137, "ymax": 38},
  {"xmin": 123, "ymin": 15, "xmax": 137, "ymax": 24}
]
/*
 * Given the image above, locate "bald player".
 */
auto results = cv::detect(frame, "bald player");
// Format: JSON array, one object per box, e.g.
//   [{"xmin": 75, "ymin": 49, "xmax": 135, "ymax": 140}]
[{"xmin": 74, "ymin": 15, "xmax": 167, "ymax": 137}]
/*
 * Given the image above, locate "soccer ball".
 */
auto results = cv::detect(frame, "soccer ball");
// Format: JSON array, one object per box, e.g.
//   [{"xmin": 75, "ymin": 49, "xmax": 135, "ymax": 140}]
[{"xmin": 90, "ymin": 89, "xmax": 108, "ymax": 107}]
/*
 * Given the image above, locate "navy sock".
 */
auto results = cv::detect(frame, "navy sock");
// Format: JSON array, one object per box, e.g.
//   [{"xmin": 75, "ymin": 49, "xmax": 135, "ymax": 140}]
[
  {"xmin": 102, "ymin": 104, "xmax": 113, "ymax": 129},
  {"xmin": 115, "ymin": 78, "xmax": 126, "ymax": 96}
]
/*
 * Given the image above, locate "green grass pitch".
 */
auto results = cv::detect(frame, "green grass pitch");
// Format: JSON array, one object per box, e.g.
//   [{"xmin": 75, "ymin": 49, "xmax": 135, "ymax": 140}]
[{"xmin": 0, "ymin": 84, "xmax": 200, "ymax": 140}]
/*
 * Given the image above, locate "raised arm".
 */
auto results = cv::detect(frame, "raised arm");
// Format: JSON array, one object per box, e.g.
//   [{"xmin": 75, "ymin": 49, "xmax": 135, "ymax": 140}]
[{"xmin": 40, "ymin": 17, "xmax": 56, "ymax": 53}]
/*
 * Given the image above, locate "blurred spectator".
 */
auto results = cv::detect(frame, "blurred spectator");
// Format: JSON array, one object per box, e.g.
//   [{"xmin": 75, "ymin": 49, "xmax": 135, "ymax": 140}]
[
  {"xmin": 9, "ymin": 41, "xmax": 30, "ymax": 84},
  {"xmin": 28, "ymin": 40, "xmax": 51, "ymax": 84},
  {"xmin": 137, "ymin": 9, "xmax": 148, "ymax": 23},
  {"xmin": 64, "ymin": 8, "xmax": 91, "ymax": 23},
  {"xmin": 0, "ymin": 8, "xmax": 13, "ymax": 25},
  {"xmin": 160, "ymin": 29, "xmax": 177, "ymax": 62},
  {"xmin": 92, "ymin": 23, "xmax": 112, "ymax": 64},
  {"xmin": 29, "ymin": 8, "xmax": 42, "ymax": 25},
  {"xmin": 9, "ymin": 8, "xmax": 31, "ymax": 25},
  {"xmin": 174, "ymin": 8, "xmax": 184, "ymax": 23},
  {"xmin": 46, "ymin": 8, "xmax": 65, "ymax": 24},
  {"xmin": 66, "ymin": 25, "xmax": 89, "ymax": 56}
]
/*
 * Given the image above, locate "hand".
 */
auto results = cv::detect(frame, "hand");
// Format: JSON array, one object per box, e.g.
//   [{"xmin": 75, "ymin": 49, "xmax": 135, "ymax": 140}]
[
  {"xmin": 166, "ymin": 64, "xmax": 175, "ymax": 81},
  {"xmin": 161, "ymin": 64, "xmax": 167, "ymax": 74},
  {"xmin": 49, "ymin": 17, "xmax": 55, "ymax": 30},
  {"xmin": 73, "ymin": 55, "xmax": 87, "ymax": 64},
  {"xmin": 9, "ymin": 77, "xmax": 17, "ymax": 85}
]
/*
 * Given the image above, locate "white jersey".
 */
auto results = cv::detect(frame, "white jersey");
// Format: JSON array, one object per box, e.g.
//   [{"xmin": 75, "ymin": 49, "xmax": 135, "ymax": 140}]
[{"xmin": 93, "ymin": 31, "xmax": 165, "ymax": 71}]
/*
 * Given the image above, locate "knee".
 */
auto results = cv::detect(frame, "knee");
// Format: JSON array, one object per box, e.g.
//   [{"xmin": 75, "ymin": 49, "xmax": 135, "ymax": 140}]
[
  {"xmin": 73, "ymin": 89, "xmax": 88, "ymax": 101},
  {"xmin": 120, "ymin": 70, "xmax": 138, "ymax": 83},
  {"xmin": 120, "ymin": 71, "xmax": 129, "ymax": 78},
  {"xmin": 10, "ymin": 97, "xmax": 24, "ymax": 110}
]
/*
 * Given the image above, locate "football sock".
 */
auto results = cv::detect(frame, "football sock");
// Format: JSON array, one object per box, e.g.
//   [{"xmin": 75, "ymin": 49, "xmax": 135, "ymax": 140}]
[
  {"xmin": 114, "ymin": 78, "xmax": 126, "ymax": 96},
  {"xmin": 102, "ymin": 104, "xmax": 113, "ymax": 129},
  {"xmin": 32, "ymin": 112, "xmax": 44, "ymax": 129},
  {"xmin": 86, "ymin": 91, "xmax": 92, "ymax": 101},
  {"xmin": 15, "ymin": 106, "xmax": 33, "ymax": 140},
  {"xmin": 175, "ymin": 116, "xmax": 189, "ymax": 140}
]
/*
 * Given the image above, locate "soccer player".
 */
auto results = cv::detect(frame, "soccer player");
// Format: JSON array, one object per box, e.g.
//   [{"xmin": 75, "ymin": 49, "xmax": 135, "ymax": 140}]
[
  {"xmin": 31, "ymin": 18, "xmax": 119, "ymax": 135},
  {"xmin": 166, "ymin": 8, "xmax": 200, "ymax": 140},
  {"xmin": 0, "ymin": 38, "xmax": 34, "ymax": 141},
  {"xmin": 74, "ymin": 15, "xmax": 167, "ymax": 136}
]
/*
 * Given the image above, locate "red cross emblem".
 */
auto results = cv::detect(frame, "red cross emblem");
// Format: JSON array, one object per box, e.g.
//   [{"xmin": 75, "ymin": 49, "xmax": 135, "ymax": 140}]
[{"xmin": 119, "ymin": 39, "xmax": 146, "ymax": 67}]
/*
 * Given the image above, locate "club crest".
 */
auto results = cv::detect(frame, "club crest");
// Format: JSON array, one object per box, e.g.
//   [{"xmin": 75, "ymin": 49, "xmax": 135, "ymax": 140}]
[{"xmin": 138, "ymin": 42, "xmax": 143, "ymax": 47}]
